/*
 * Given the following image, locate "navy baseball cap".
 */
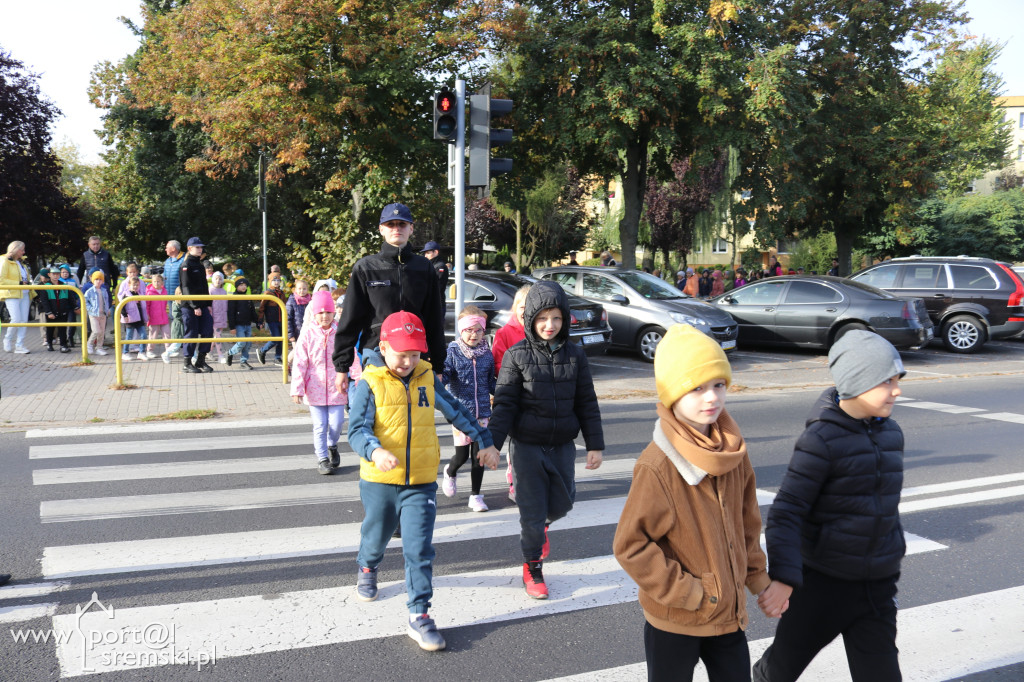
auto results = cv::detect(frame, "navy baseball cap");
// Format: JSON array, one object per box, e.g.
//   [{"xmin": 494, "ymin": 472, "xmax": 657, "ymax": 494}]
[
  {"xmin": 380, "ymin": 203, "xmax": 414, "ymax": 225},
  {"xmin": 186, "ymin": 237, "xmax": 205, "ymax": 248},
  {"xmin": 420, "ymin": 241, "xmax": 441, "ymax": 253}
]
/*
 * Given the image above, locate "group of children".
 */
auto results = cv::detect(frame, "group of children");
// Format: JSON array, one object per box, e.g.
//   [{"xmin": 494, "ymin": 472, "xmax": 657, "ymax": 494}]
[{"xmin": 286, "ymin": 266, "xmax": 909, "ymax": 677}]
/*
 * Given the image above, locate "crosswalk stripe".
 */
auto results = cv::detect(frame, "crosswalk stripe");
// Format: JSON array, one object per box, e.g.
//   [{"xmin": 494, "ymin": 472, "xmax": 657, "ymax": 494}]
[
  {"xmin": 900, "ymin": 484, "xmax": 1024, "ymax": 514},
  {"xmin": 0, "ymin": 581, "xmax": 69, "ymax": 600},
  {"xmin": 544, "ymin": 584, "xmax": 1024, "ymax": 682},
  {"xmin": 0, "ymin": 603, "xmax": 58, "ymax": 625},
  {"xmin": 896, "ymin": 400, "xmax": 987, "ymax": 414},
  {"xmin": 38, "ymin": 458, "xmax": 637, "ymax": 523},
  {"xmin": 976, "ymin": 412, "xmax": 1024, "ymax": 425},
  {"xmin": 28, "ymin": 434, "xmax": 313, "ymax": 460},
  {"xmin": 32, "ymin": 454, "xmax": 360, "ymax": 485},
  {"xmin": 24, "ymin": 417, "xmax": 311, "ymax": 439},
  {"xmin": 902, "ymin": 471, "xmax": 1024, "ymax": 497}
]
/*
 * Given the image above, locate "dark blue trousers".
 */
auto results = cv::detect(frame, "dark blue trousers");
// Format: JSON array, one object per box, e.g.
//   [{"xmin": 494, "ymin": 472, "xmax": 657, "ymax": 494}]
[
  {"xmin": 510, "ymin": 440, "xmax": 576, "ymax": 561},
  {"xmin": 357, "ymin": 480, "xmax": 438, "ymax": 614},
  {"xmin": 182, "ymin": 306, "xmax": 213, "ymax": 357}
]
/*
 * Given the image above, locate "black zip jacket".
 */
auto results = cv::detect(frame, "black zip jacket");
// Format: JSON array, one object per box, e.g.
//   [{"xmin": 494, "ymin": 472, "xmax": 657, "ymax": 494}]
[
  {"xmin": 764, "ymin": 387, "xmax": 905, "ymax": 588},
  {"xmin": 179, "ymin": 254, "xmax": 210, "ymax": 310},
  {"xmin": 488, "ymin": 281, "xmax": 604, "ymax": 451},
  {"xmin": 332, "ymin": 242, "xmax": 445, "ymax": 373},
  {"xmin": 227, "ymin": 290, "xmax": 257, "ymax": 327}
]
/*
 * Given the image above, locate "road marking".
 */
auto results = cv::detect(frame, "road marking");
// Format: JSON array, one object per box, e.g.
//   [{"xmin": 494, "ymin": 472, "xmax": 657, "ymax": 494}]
[
  {"xmin": 0, "ymin": 603, "xmax": 58, "ymax": 624},
  {"xmin": 33, "ymin": 453, "xmax": 359, "ymax": 485},
  {"xmin": 896, "ymin": 400, "xmax": 986, "ymax": 414},
  {"xmin": 0, "ymin": 581, "xmax": 69, "ymax": 600},
  {"xmin": 901, "ymin": 485, "xmax": 1024, "ymax": 514},
  {"xmin": 543, "ymin": 585, "xmax": 1024, "ymax": 682},
  {"xmin": 28, "ymin": 433, "xmax": 314, "ymax": 460},
  {"xmin": 903, "ymin": 471, "xmax": 1024, "ymax": 497},
  {"xmin": 24, "ymin": 416, "xmax": 312, "ymax": 439},
  {"xmin": 40, "ymin": 497, "xmax": 943, "ymax": 580},
  {"xmin": 38, "ymin": 458, "xmax": 635, "ymax": 523},
  {"xmin": 976, "ymin": 412, "xmax": 1024, "ymax": 425}
]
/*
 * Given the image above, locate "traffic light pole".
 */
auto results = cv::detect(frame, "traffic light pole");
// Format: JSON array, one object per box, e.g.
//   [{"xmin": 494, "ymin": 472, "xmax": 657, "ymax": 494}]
[{"xmin": 453, "ymin": 79, "xmax": 466, "ymax": 318}]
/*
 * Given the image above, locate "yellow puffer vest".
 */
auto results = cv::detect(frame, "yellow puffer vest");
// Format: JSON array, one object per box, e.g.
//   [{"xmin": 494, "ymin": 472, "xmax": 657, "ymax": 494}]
[{"xmin": 359, "ymin": 360, "xmax": 441, "ymax": 485}]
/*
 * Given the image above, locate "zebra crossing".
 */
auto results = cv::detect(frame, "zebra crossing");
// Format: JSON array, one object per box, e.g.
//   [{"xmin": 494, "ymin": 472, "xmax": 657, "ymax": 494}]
[{"xmin": 4, "ymin": 419, "xmax": 1024, "ymax": 680}]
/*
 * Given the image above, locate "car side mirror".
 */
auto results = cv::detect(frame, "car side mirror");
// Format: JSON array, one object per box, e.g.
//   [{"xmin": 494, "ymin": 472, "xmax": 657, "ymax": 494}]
[
  {"xmin": 722, "ymin": 295, "xmax": 734, "ymax": 304},
  {"xmin": 609, "ymin": 294, "xmax": 629, "ymax": 306}
]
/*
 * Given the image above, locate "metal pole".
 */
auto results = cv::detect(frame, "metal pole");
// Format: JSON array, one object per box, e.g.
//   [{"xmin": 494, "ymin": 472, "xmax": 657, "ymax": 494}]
[
  {"xmin": 454, "ymin": 79, "xmax": 466, "ymax": 318},
  {"xmin": 259, "ymin": 150, "xmax": 268, "ymax": 293}
]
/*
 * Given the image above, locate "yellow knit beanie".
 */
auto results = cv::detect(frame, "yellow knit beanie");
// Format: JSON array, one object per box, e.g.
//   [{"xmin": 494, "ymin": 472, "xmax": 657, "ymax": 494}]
[{"xmin": 655, "ymin": 324, "xmax": 732, "ymax": 408}]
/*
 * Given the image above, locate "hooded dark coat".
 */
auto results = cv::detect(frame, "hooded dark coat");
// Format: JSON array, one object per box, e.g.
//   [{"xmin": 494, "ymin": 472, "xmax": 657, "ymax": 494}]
[{"xmin": 487, "ymin": 281, "xmax": 604, "ymax": 451}]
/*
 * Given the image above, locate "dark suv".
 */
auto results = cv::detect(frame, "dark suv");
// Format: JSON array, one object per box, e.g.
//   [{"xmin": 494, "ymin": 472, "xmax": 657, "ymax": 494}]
[{"xmin": 850, "ymin": 256, "xmax": 1024, "ymax": 353}]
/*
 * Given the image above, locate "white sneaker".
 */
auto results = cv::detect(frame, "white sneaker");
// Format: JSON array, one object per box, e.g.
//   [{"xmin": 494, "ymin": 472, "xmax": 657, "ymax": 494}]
[
  {"xmin": 168, "ymin": 350, "xmax": 181, "ymax": 358},
  {"xmin": 137, "ymin": 353, "xmax": 148, "ymax": 362},
  {"xmin": 441, "ymin": 470, "xmax": 456, "ymax": 498},
  {"xmin": 468, "ymin": 495, "xmax": 488, "ymax": 512},
  {"xmin": 14, "ymin": 346, "xmax": 30, "ymax": 354},
  {"xmin": 2, "ymin": 340, "xmax": 11, "ymax": 352},
  {"xmin": 94, "ymin": 347, "xmax": 109, "ymax": 356},
  {"xmin": 219, "ymin": 357, "xmax": 228, "ymax": 364},
  {"xmin": 146, "ymin": 351, "xmax": 158, "ymax": 358},
  {"xmin": 161, "ymin": 351, "xmax": 170, "ymax": 364}
]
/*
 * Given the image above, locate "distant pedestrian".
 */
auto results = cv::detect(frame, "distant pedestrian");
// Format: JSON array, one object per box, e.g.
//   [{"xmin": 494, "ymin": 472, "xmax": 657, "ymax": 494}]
[
  {"xmin": 210, "ymin": 272, "xmax": 229, "ymax": 363},
  {"xmin": 58, "ymin": 264, "xmax": 80, "ymax": 347},
  {"xmin": 179, "ymin": 237, "xmax": 215, "ymax": 373},
  {"xmin": 710, "ymin": 269, "xmax": 725, "ymax": 298},
  {"xmin": 291, "ymin": 290, "xmax": 362, "ymax": 475},
  {"xmin": 420, "ymin": 241, "xmax": 450, "ymax": 299},
  {"xmin": 119, "ymin": 275, "xmax": 149, "ymax": 362},
  {"xmin": 683, "ymin": 268, "xmax": 699, "ymax": 297},
  {"xmin": 2, "ymin": 241, "xmax": 35, "ymax": 354},
  {"xmin": 146, "ymin": 274, "xmax": 170, "ymax": 358},
  {"xmin": 38, "ymin": 268, "xmax": 75, "ymax": 353},
  {"xmin": 286, "ymin": 279, "xmax": 311, "ymax": 354},
  {"xmin": 733, "ymin": 269, "xmax": 748, "ymax": 288},
  {"xmin": 600, "ymin": 251, "xmax": 617, "ymax": 267},
  {"xmin": 827, "ymin": 258, "xmax": 840, "ymax": 277},
  {"xmin": 84, "ymin": 271, "xmax": 111, "ymax": 356},
  {"xmin": 698, "ymin": 269, "xmax": 713, "ymax": 298},
  {"xmin": 77, "ymin": 236, "xmax": 119, "ymax": 291},
  {"xmin": 332, "ymin": 202, "xmax": 446, "ymax": 395},
  {"xmin": 440, "ymin": 305, "xmax": 497, "ymax": 512},
  {"xmin": 766, "ymin": 255, "xmax": 783, "ymax": 277},
  {"xmin": 753, "ymin": 331, "xmax": 908, "ymax": 682},
  {"xmin": 225, "ymin": 277, "xmax": 257, "ymax": 369},
  {"xmin": 503, "ymin": 260, "xmax": 516, "ymax": 274},
  {"xmin": 256, "ymin": 273, "xmax": 287, "ymax": 365},
  {"xmin": 567, "ymin": 252, "xmax": 579, "ymax": 266},
  {"xmin": 162, "ymin": 240, "xmax": 186, "ymax": 358}
]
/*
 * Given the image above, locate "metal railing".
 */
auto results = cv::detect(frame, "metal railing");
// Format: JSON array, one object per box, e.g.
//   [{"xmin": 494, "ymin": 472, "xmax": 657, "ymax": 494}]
[
  {"xmin": 112, "ymin": 294, "xmax": 289, "ymax": 386},
  {"xmin": 0, "ymin": 284, "xmax": 88, "ymax": 361}
]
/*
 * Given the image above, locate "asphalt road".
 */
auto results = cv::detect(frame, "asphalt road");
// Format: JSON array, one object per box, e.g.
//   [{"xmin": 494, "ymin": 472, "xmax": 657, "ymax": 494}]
[{"xmin": 1, "ymin": 339, "xmax": 1023, "ymax": 680}]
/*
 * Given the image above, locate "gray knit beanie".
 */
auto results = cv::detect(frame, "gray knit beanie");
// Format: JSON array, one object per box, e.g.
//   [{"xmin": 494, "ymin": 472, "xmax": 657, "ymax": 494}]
[{"xmin": 828, "ymin": 330, "xmax": 906, "ymax": 400}]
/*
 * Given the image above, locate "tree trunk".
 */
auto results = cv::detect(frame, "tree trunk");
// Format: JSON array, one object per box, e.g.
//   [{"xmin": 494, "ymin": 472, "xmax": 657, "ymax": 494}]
[
  {"xmin": 835, "ymin": 227, "xmax": 853, "ymax": 277},
  {"xmin": 617, "ymin": 132, "xmax": 649, "ymax": 269}
]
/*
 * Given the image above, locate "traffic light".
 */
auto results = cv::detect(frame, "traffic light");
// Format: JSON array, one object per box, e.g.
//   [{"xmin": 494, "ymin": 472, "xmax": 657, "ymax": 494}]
[
  {"xmin": 433, "ymin": 90, "xmax": 457, "ymax": 142},
  {"xmin": 468, "ymin": 84, "xmax": 513, "ymax": 187}
]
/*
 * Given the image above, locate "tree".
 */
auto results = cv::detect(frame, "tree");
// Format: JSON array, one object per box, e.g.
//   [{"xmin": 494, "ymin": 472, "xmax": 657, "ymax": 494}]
[
  {"xmin": 890, "ymin": 191, "xmax": 1024, "ymax": 262},
  {"xmin": 499, "ymin": 0, "xmax": 764, "ymax": 269},
  {"xmin": 738, "ymin": 0, "xmax": 1009, "ymax": 275},
  {"xmin": 645, "ymin": 154, "xmax": 728, "ymax": 269},
  {"xmin": 0, "ymin": 49, "xmax": 83, "ymax": 263}
]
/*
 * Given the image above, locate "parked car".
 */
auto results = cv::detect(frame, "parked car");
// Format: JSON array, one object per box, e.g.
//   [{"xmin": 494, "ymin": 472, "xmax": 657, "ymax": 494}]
[
  {"xmin": 533, "ymin": 266, "xmax": 738, "ymax": 361},
  {"xmin": 850, "ymin": 256, "xmax": 1024, "ymax": 353},
  {"xmin": 709, "ymin": 275, "xmax": 933, "ymax": 350},
  {"xmin": 444, "ymin": 271, "xmax": 612, "ymax": 356}
]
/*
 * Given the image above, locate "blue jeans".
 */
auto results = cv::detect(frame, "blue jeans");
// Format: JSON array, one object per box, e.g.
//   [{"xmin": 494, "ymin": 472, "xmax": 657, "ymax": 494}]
[
  {"xmin": 260, "ymin": 320, "xmax": 282, "ymax": 359},
  {"xmin": 510, "ymin": 440, "xmax": 577, "ymax": 561},
  {"xmin": 357, "ymin": 480, "xmax": 437, "ymax": 615},
  {"xmin": 309, "ymin": 404, "xmax": 345, "ymax": 461},
  {"xmin": 227, "ymin": 324, "xmax": 252, "ymax": 362},
  {"xmin": 124, "ymin": 324, "xmax": 148, "ymax": 353}
]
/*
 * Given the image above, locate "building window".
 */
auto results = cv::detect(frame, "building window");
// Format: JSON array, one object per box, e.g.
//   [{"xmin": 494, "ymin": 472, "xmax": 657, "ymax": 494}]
[
  {"xmin": 776, "ymin": 238, "xmax": 796, "ymax": 255},
  {"xmin": 712, "ymin": 238, "xmax": 729, "ymax": 254},
  {"xmin": 1018, "ymin": 144, "xmax": 1023, "ymax": 161},
  {"xmin": 1019, "ymin": 112, "xmax": 1024, "ymax": 128}
]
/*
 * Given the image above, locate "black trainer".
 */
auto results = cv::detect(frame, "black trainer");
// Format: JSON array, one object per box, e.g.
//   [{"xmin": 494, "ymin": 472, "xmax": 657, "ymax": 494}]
[
  {"xmin": 226, "ymin": 352, "xmax": 233, "ymax": 366},
  {"xmin": 256, "ymin": 348, "xmax": 267, "ymax": 365},
  {"xmin": 45, "ymin": 343, "xmax": 54, "ymax": 352},
  {"xmin": 317, "ymin": 459, "xmax": 333, "ymax": 475},
  {"xmin": 240, "ymin": 361, "xmax": 253, "ymax": 370},
  {"xmin": 182, "ymin": 359, "xmax": 200, "ymax": 374},
  {"xmin": 328, "ymin": 445, "xmax": 340, "ymax": 468},
  {"xmin": 59, "ymin": 345, "xmax": 70, "ymax": 353}
]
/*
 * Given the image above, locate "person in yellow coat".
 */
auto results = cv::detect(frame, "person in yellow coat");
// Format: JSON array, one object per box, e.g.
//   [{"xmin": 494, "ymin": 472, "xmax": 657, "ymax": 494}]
[{"xmin": 2, "ymin": 241, "xmax": 37, "ymax": 353}]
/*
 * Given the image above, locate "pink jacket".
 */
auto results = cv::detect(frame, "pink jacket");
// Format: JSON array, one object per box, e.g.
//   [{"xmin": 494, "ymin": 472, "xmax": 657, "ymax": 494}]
[
  {"xmin": 145, "ymin": 285, "xmax": 170, "ymax": 325},
  {"xmin": 210, "ymin": 286, "xmax": 228, "ymax": 328},
  {"xmin": 290, "ymin": 321, "xmax": 362, "ymax": 406}
]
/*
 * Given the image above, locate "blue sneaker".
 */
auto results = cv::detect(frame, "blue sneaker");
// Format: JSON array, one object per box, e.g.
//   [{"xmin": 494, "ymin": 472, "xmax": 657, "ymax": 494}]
[
  {"xmin": 356, "ymin": 566, "xmax": 378, "ymax": 602},
  {"xmin": 407, "ymin": 615, "xmax": 446, "ymax": 651}
]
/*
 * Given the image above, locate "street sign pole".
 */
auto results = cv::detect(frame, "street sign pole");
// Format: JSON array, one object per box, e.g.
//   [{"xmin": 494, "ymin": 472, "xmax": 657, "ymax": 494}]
[
  {"xmin": 454, "ymin": 79, "xmax": 466, "ymax": 318},
  {"xmin": 258, "ymin": 150, "xmax": 268, "ymax": 292}
]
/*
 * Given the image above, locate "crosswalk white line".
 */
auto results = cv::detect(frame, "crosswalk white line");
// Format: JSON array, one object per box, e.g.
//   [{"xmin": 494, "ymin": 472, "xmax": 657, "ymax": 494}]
[
  {"xmin": 28, "ymin": 433, "xmax": 314, "ymax": 460},
  {"xmin": 38, "ymin": 458, "xmax": 637, "ymax": 523},
  {"xmin": 976, "ymin": 412, "xmax": 1024, "ymax": 425},
  {"xmin": 0, "ymin": 603, "xmax": 58, "ymax": 625},
  {"xmin": 902, "ymin": 471, "xmax": 1024, "ymax": 497},
  {"xmin": 545, "ymin": 585, "xmax": 1024, "ymax": 682},
  {"xmin": 32, "ymin": 454, "xmax": 360, "ymax": 485},
  {"xmin": 896, "ymin": 400, "xmax": 987, "ymax": 414},
  {"xmin": 900, "ymin": 484, "xmax": 1024, "ymax": 513},
  {"xmin": 39, "ymin": 489, "xmax": 944, "ymax": 580},
  {"xmin": 0, "ymin": 581, "xmax": 69, "ymax": 600},
  {"xmin": 24, "ymin": 416, "xmax": 312, "ymax": 439}
]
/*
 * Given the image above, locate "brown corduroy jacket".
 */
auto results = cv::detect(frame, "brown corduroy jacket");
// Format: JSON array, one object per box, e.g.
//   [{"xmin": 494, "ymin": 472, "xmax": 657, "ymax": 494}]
[{"xmin": 613, "ymin": 411, "xmax": 770, "ymax": 636}]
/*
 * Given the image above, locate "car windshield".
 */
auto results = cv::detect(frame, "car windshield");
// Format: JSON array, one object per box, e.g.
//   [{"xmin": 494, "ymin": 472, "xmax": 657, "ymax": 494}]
[
  {"xmin": 839, "ymin": 278, "xmax": 899, "ymax": 300},
  {"xmin": 616, "ymin": 271, "xmax": 686, "ymax": 300}
]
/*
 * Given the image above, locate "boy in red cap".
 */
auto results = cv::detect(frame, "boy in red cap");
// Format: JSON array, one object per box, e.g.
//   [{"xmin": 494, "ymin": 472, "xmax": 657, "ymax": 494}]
[{"xmin": 347, "ymin": 311, "xmax": 501, "ymax": 651}]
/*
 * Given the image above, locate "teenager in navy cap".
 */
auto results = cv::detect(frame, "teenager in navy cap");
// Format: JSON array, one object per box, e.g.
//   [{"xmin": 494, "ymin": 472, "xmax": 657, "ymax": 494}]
[
  {"xmin": 180, "ymin": 236, "xmax": 215, "ymax": 373},
  {"xmin": 332, "ymin": 203, "xmax": 446, "ymax": 394}
]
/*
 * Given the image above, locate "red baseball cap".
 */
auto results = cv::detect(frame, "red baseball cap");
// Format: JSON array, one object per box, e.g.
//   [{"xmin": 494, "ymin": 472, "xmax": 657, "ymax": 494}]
[{"xmin": 380, "ymin": 311, "xmax": 428, "ymax": 353}]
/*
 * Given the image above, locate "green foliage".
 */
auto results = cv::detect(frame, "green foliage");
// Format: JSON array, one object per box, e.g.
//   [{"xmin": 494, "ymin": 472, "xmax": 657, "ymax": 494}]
[
  {"xmin": 908, "ymin": 190, "xmax": 1024, "ymax": 262},
  {"xmin": 787, "ymin": 232, "xmax": 837, "ymax": 275}
]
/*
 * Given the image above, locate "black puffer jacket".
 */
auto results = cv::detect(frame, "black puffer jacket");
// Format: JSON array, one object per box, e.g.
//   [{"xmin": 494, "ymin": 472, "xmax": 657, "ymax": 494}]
[
  {"xmin": 488, "ymin": 281, "xmax": 604, "ymax": 451},
  {"xmin": 332, "ymin": 242, "xmax": 445, "ymax": 372},
  {"xmin": 765, "ymin": 388, "xmax": 905, "ymax": 588}
]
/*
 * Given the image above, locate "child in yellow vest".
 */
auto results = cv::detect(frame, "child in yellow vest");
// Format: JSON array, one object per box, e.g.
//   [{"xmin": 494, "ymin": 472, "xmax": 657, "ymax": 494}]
[{"xmin": 347, "ymin": 311, "xmax": 500, "ymax": 652}]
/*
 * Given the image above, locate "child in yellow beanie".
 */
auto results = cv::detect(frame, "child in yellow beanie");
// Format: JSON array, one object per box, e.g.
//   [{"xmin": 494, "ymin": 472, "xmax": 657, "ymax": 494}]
[{"xmin": 613, "ymin": 324, "xmax": 776, "ymax": 680}]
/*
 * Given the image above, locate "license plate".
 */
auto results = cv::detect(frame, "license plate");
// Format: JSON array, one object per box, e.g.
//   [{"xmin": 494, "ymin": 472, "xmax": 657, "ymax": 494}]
[
  {"xmin": 583, "ymin": 333, "xmax": 604, "ymax": 345},
  {"xmin": 720, "ymin": 339, "xmax": 736, "ymax": 351}
]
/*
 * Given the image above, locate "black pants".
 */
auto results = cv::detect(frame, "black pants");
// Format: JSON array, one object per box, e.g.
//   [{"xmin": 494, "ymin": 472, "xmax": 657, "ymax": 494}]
[
  {"xmin": 645, "ymin": 622, "xmax": 750, "ymax": 682},
  {"xmin": 510, "ymin": 440, "xmax": 576, "ymax": 561},
  {"xmin": 446, "ymin": 444, "xmax": 484, "ymax": 495},
  {"xmin": 752, "ymin": 568, "xmax": 900, "ymax": 682},
  {"xmin": 183, "ymin": 306, "xmax": 213, "ymax": 357},
  {"xmin": 45, "ymin": 312, "xmax": 68, "ymax": 346}
]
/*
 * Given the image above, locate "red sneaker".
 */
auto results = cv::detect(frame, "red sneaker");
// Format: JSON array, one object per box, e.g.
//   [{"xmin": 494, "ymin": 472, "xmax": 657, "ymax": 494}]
[
  {"xmin": 523, "ymin": 560, "xmax": 548, "ymax": 599},
  {"xmin": 540, "ymin": 526, "xmax": 550, "ymax": 561}
]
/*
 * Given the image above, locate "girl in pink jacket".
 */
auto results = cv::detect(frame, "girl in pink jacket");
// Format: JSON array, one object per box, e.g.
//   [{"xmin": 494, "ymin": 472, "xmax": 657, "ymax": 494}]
[
  {"xmin": 145, "ymin": 274, "xmax": 171, "ymax": 358},
  {"xmin": 291, "ymin": 290, "xmax": 362, "ymax": 475}
]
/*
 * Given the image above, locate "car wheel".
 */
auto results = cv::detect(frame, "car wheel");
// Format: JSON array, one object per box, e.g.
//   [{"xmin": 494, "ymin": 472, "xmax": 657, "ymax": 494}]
[
  {"xmin": 636, "ymin": 326, "xmax": 665, "ymax": 363},
  {"xmin": 832, "ymin": 322, "xmax": 869, "ymax": 346},
  {"xmin": 942, "ymin": 315, "xmax": 985, "ymax": 354}
]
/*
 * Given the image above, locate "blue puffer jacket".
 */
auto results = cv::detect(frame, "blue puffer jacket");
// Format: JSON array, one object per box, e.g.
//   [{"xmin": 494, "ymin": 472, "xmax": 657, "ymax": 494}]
[{"xmin": 440, "ymin": 341, "xmax": 496, "ymax": 421}]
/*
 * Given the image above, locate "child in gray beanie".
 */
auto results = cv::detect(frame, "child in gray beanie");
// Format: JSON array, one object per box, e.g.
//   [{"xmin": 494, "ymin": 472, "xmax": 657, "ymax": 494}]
[{"xmin": 753, "ymin": 329, "xmax": 906, "ymax": 681}]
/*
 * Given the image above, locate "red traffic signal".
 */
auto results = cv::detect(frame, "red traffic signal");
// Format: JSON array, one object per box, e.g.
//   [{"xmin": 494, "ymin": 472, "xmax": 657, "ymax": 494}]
[{"xmin": 433, "ymin": 90, "xmax": 457, "ymax": 141}]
